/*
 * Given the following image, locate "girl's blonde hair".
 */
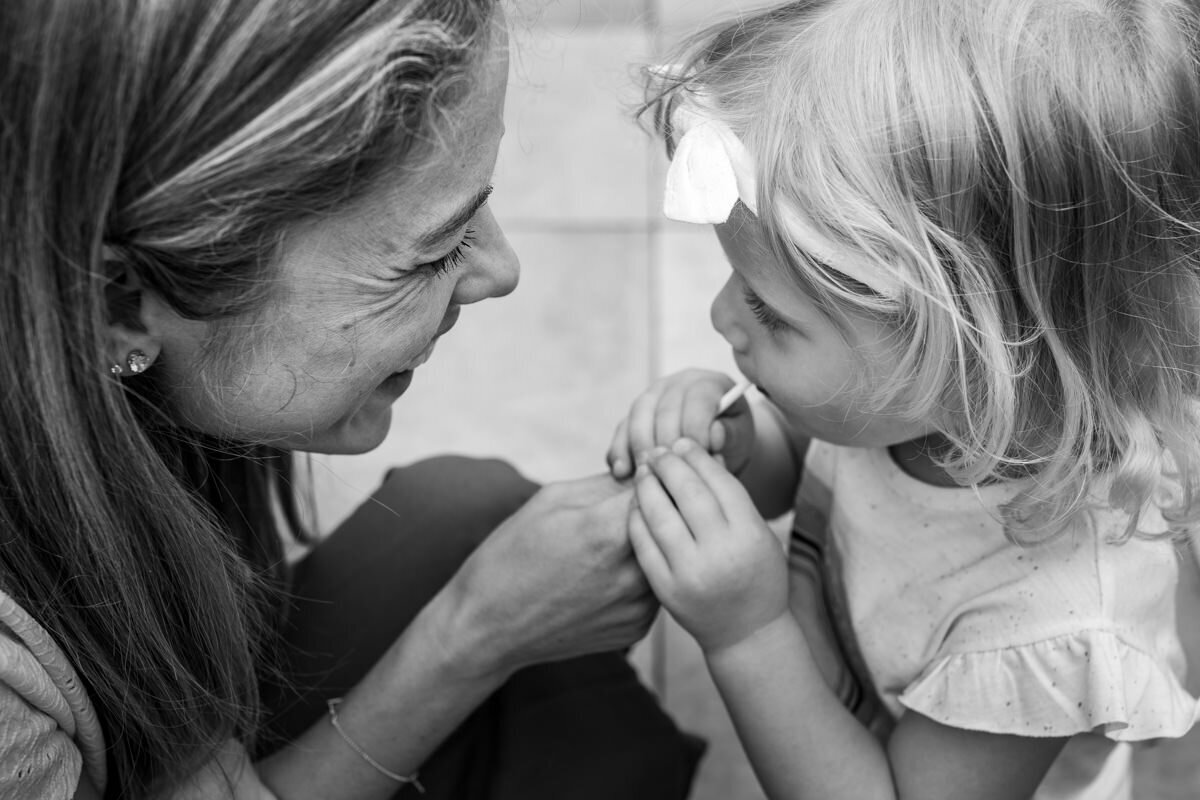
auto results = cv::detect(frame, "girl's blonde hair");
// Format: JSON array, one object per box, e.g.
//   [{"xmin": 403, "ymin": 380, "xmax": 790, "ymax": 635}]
[{"xmin": 649, "ymin": 0, "xmax": 1200, "ymax": 542}]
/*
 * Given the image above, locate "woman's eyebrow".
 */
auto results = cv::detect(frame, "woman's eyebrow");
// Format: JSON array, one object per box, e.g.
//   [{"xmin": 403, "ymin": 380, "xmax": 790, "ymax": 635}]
[{"xmin": 414, "ymin": 184, "xmax": 494, "ymax": 250}]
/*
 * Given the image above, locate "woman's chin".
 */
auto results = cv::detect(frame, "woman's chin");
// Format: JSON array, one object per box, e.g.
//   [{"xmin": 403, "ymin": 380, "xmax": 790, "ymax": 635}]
[
  {"xmin": 289, "ymin": 405, "xmax": 395, "ymax": 456},
  {"xmin": 247, "ymin": 371, "xmax": 417, "ymax": 455},
  {"xmin": 302, "ymin": 370, "xmax": 423, "ymax": 454}
]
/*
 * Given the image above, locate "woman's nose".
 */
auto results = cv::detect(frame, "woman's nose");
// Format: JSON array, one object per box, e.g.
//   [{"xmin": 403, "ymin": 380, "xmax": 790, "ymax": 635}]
[
  {"xmin": 711, "ymin": 276, "xmax": 749, "ymax": 352},
  {"xmin": 452, "ymin": 208, "xmax": 520, "ymax": 305}
]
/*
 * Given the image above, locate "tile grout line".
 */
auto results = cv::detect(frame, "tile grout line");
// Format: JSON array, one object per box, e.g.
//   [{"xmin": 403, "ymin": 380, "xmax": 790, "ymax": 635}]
[{"xmin": 643, "ymin": 0, "xmax": 669, "ymax": 702}]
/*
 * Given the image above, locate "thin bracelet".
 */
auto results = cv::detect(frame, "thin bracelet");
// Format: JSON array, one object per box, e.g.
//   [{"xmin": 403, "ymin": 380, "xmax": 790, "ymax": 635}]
[{"xmin": 326, "ymin": 697, "xmax": 426, "ymax": 793}]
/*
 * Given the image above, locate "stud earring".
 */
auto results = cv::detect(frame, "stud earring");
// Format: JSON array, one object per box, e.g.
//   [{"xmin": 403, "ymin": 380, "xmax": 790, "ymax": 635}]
[
  {"xmin": 109, "ymin": 363, "xmax": 123, "ymax": 376},
  {"xmin": 125, "ymin": 350, "xmax": 151, "ymax": 375}
]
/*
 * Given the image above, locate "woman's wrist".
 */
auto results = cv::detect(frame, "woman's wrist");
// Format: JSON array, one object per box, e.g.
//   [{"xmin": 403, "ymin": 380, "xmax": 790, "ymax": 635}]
[
  {"xmin": 258, "ymin": 593, "xmax": 510, "ymax": 800},
  {"xmin": 412, "ymin": 576, "xmax": 517, "ymax": 687}
]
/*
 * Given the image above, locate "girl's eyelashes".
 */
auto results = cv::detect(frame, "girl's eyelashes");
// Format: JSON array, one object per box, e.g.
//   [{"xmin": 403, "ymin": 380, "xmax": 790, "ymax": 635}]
[
  {"xmin": 741, "ymin": 285, "xmax": 789, "ymax": 332},
  {"xmin": 418, "ymin": 228, "xmax": 477, "ymax": 277}
]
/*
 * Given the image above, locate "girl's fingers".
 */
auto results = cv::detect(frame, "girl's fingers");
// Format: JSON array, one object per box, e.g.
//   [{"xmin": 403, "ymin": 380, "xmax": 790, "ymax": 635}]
[
  {"xmin": 634, "ymin": 467, "xmax": 698, "ymax": 562},
  {"xmin": 606, "ymin": 417, "xmax": 633, "ymax": 478},
  {"xmin": 646, "ymin": 445, "xmax": 727, "ymax": 541},
  {"xmin": 627, "ymin": 505, "xmax": 673, "ymax": 589},
  {"xmin": 709, "ymin": 419, "xmax": 726, "ymax": 454},
  {"xmin": 679, "ymin": 382, "xmax": 722, "ymax": 449},
  {"xmin": 670, "ymin": 438, "xmax": 754, "ymax": 513},
  {"xmin": 653, "ymin": 383, "xmax": 687, "ymax": 451},
  {"xmin": 627, "ymin": 390, "xmax": 661, "ymax": 461}
]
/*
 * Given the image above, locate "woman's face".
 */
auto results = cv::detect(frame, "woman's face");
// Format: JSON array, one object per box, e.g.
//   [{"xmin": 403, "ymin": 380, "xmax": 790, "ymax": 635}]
[{"xmin": 148, "ymin": 31, "xmax": 517, "ymax": 454}]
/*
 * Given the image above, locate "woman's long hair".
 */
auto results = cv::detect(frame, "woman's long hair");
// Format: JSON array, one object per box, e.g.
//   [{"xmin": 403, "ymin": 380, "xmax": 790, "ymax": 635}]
[
  {"xmin": 645, "ymin": 0, "xmax": 1200, "ymax": 542},
  {"xmin": 0, "ymin": 0, "xmax": 497, "ymax": 795}
]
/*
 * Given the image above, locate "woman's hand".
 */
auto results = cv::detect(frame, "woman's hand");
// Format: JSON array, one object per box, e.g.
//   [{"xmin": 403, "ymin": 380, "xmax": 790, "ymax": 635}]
[
  {"xmin": 629, "ymin": 437, "xmax": 788, "ymax": 655},
  {"xmin": 435, "ymin": 473, "xmax": 658, "ymax": 679},
  {"xmin": 607, "ymin": 369, "xmax": 754, "ymax": 480}
]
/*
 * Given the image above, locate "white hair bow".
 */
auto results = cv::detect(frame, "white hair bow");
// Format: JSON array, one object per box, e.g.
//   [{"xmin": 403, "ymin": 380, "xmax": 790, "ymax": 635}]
[
  {"xmin": 663, "ymin": 100, "xmax": 760, "ymax": 223},
  {"xmin": 662, "ymin": 88, "xmax": 903, "ymax": 298}
]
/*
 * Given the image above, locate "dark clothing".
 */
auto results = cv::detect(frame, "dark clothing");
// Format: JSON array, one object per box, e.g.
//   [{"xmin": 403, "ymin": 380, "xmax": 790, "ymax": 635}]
[{"xmin": 257, "ymin": 455, "xmax": 704, "ymax": 799}]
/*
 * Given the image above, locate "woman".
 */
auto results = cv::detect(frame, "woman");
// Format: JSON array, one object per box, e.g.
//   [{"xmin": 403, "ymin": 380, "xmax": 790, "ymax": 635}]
[{"xmin": 0, "ymin": 1, "xmax": 703, "ymax": 797}]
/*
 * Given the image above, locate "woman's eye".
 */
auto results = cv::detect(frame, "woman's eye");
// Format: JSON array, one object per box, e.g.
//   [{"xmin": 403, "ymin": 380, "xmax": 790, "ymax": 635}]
[
  {"xmin": 418, "ymin": 228, "xmax": 477, "ymax": 276},
  {"xmin": 741, "ymin": 286, "xmax": 788, "ymax": 333}
]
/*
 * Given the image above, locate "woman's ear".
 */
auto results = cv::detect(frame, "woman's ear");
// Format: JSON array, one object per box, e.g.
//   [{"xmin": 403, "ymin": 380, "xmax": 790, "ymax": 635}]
[{"xmin": 104, "ymin": 249, "xmax": 162, "ymax": 377}]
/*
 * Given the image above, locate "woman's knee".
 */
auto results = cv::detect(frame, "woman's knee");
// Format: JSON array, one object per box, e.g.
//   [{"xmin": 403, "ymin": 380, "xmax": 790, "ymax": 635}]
[{"xmin": 376, "ymin": 455, "xmax": 538, "ymax": 550}]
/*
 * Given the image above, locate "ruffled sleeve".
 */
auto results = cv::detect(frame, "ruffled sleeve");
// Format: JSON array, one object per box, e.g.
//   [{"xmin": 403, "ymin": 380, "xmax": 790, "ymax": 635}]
[{"xmin": 898, "ymin": 627, "xmax": 1200, "ymax": 741}]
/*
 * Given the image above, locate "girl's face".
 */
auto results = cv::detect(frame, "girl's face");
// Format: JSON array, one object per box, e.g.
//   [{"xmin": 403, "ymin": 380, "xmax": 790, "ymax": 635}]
[
  {"xmin": 710, "ymin": 206, "xmax": 932, "ymax": 448},
  {"xmin": 146, "ymin": 31, "xmax": 517, "ymax": 455}
]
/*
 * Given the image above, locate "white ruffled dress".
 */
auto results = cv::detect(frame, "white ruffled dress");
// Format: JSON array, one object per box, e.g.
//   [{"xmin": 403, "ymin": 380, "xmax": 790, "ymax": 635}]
[{"xmin": 791, "ymin": 441, "xmax": 1199, "ymax": 799}]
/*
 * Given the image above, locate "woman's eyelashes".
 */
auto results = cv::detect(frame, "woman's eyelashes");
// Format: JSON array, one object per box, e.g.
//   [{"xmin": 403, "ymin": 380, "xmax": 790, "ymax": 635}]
[
  {"xmin": 741, "ymin": 285, "xmax": 789, "ymax": 333},
  {"xmin": 420, "ymin": 228, "xmax": 477, "ymax": 276}
]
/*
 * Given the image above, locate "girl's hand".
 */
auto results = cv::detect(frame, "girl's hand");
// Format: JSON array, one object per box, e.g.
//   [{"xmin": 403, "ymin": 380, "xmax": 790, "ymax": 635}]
[
  {"xmin": 607, "ymin": 369, "xmax": 754, "ymax": 480},
  {"xmin": 439, "ymin": 474, "xmax": 659, "ymax": 679},
  {"xmin": 630, "ymin": 437, "xmax": 788, "ymax": 655}
]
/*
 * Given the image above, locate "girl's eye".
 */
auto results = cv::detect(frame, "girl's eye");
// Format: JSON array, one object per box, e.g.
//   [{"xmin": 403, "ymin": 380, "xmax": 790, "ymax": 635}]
[
  {"xmin": 419, "ymin": 228, "xmax": 477, "ymax": 276},
  {"xmin": 742, "ymin": 286, "xmax": 788, "ymax": 332}
]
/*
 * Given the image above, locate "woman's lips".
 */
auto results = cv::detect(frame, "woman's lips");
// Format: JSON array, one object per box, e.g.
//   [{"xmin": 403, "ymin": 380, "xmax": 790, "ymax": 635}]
[
  {"xmin": 378, "ymin": 308, "xmax": 461, "ymax": 395},
  {"xmin": 436, "ymin": 306, "xmax": 460, "ymax": 337},
  {"xmin": 378, "ymin": 369, "xmax": 414, "ymax": 398}
]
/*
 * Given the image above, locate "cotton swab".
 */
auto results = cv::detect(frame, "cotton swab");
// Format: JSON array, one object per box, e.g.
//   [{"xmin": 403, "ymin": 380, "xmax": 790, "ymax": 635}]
[{"xmin": 715, "ymin": 379, "xmax": 753, "ymax": 416}]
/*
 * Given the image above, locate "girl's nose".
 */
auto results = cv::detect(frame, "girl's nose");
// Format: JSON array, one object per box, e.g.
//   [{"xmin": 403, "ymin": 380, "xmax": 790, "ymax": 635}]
[
  {"xmin": 452, "ymin": 208, "xmax": 520, "ymax": 305},
  {"xmin": 711, "ymin": 275, "xmax": 750, "ymax": 352}
]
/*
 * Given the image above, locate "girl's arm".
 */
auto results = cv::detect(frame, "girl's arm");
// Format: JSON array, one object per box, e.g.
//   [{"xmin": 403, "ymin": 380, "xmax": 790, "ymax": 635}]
[
  {"xmin": 707, "ymin": 614, "xmax": 1067, "ymax": 800},
  {"xmin": 632, "ymin": 441, "xmax": 1067, "ymax": 800}
]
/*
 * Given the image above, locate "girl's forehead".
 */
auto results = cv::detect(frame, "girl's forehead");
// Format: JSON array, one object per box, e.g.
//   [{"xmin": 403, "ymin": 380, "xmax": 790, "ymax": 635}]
[
  {"xmin": 717, "ymin": 210, "xmax": 821, "ymax": 315},
  {"xmin": 718, "ymin": 202, "xmax": 895, "ymax": 337},
  {"xmin": 722, "ymin": 203, "xmax": 773, "ymax": 256},
  {"xmin": 720, "ymin": 203, "xmax": 813, "ymax": 294}
]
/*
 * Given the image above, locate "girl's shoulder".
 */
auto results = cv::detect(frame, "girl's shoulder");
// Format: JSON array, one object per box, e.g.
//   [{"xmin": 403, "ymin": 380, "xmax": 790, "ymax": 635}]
[{"xmin": 0, "ymin": 590, "xmax": 106, "ymax": 796}]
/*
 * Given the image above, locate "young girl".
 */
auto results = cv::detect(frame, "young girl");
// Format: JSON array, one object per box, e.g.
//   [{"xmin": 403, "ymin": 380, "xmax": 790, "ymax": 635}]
[{"xmin": 607, "ymin": 0, "xmax": 1200, "ymax": 797}]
